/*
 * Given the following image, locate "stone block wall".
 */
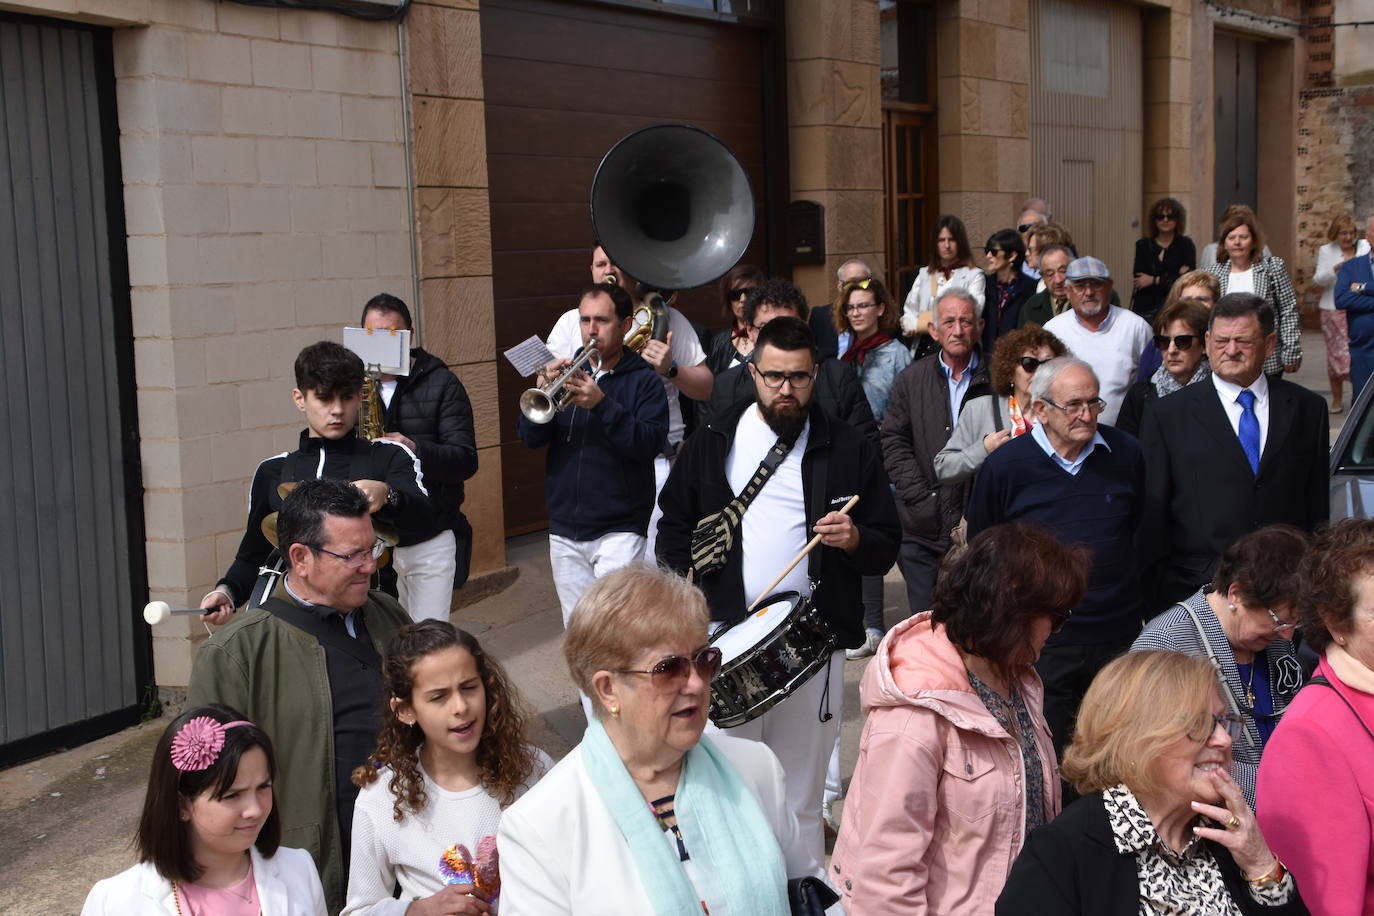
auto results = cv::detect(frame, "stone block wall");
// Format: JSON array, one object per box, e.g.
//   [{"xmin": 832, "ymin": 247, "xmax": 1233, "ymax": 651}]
[
  {"xmin": 786, "ymin": 0, "xmax": 886, "ymax": 308},
  {"xmin": 7, "ymin": 0, "xmax": 416, "ymax": 686},
  {"xmin": 1295, "ymin": 87, "xmax": 1374, "ymax": 301}
]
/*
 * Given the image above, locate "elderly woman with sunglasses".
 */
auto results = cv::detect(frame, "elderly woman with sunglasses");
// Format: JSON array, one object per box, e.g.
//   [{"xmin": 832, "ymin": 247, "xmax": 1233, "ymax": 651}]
[
  {"xmin": 934, "ymin": 324, "xmax": 1066, "ymax": 485},
  {"xmin": 1129, "ymin": 526, "xmax": 1309, "ymax": 807},
  {"xmin": 830, "ymin": 524, "xmax": 1087, "ymax": 914},
  {"xmin": 1116, "ymin": 298, "xmax": 1211, "ymax": 437},
  {"xmin": 498, "ymin": 566, "xmax": 810, "ymax": 915},
  {"xmin": 998, "ymin": 651, "xmax": 1307, "ymax": 916}
]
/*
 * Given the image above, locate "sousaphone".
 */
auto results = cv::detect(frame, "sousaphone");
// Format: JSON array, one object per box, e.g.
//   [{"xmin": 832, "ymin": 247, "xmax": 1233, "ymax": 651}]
[{"xmin": 590, "ymin": 124, "xmax": 755, "ymax": 332}]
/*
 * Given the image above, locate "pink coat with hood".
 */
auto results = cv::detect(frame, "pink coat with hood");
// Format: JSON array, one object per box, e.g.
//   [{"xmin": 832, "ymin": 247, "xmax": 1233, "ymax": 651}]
[{"xmin": 830, "ymin": 612, "xmax": 1061, "ymax": 915}]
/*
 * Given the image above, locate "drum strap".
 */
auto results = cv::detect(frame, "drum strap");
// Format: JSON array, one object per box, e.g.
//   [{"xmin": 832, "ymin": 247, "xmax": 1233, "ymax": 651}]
[{"xmin": 690, "ymin": 433, "xmax": 795, "ymax": 578}]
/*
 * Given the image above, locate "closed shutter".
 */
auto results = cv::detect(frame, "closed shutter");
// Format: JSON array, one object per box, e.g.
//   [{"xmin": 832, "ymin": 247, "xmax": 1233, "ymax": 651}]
[{"xmin": 0, "ymin": 13, "xmax": 148, "ymax": 760}]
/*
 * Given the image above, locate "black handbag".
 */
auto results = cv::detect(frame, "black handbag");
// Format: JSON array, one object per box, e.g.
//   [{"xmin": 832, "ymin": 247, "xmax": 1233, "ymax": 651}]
[{"xmin": 787, "ymin": 876, "xmax": 840, "ymax": 915}]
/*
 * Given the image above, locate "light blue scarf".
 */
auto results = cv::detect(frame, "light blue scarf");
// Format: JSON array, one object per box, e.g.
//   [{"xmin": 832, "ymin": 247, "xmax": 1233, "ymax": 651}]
[{"xmin": 581, "ymin": 718, "xmax": 790, "ymax": 916}]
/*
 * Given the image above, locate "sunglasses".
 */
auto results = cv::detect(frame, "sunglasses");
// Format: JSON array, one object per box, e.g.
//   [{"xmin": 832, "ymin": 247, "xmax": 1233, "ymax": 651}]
[
  {"xmin": 1017, "ymin": 223, "xmax": 1039, "ymax": 234},
  {"xmin": 842, "ymin": 278, "xmax": 873, "ymax": 291},
  {"xmin": 985, "ymin": 248, "xmax": 1009, "ymax": 257},
  {"xmin": 1047, "ymin": 607, "xmax": 1072, "ymax": 633},
  {"xmin": 728, "ymin": 286, "xmax": 755, "ymax": 301},
  {"xmin": 615, "ymin": 647, "xmax": 723, "ymax": 688},
  {"xmin": 1157, "ymin": 212, "xmax": 1178, "ymax": 221},
  {"xmin": 1153, "ymin": 334, "xmax": 1198, "ymax": 351},
  {"xmin": 1018, "ymin": 356, "xmax": 1047, "ymax": 373}
]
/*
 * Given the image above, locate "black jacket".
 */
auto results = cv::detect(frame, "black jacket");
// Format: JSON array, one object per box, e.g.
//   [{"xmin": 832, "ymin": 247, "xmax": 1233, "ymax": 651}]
[
  {"xmin": 382, "ymin": 348, "xmax": 477, "ymax": 535},
  {"xmin": 517, "ymin": 349, "xmax": 668, "ymax": 541},
  {"xmin": 997, "ymin": 792, "xmax": 1308, "ymax": 916},
  {"xmin": 1113, "ymin": 379, "xmax": 1158, "ymax": 439},
  {"xmin": 705, "ymin": 357, "xmax": 879, "ymax": 445},
  {"xmin": 1137, "ymin": 376, "xmax": 1328, "ymax": 612},
  {"xmin": 655, "ymin": 400, "xmax": 900, "ymax": 649},
  {"xmin": 982, "ymin": 272, "xmax": 1039, "ymax": 354},
  {"xmin": 218, "ymin": 429, "xmax": 433, "ymax": 606},
  {"xmin": 881, "ymin": 352, "xmax": 992, "ymax": 550}
]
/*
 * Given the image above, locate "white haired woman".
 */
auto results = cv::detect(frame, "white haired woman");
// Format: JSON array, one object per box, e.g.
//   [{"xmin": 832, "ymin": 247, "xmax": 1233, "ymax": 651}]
[{"xmin": 497, "ymin": 566, "xmax": 812, "ymax": 914}]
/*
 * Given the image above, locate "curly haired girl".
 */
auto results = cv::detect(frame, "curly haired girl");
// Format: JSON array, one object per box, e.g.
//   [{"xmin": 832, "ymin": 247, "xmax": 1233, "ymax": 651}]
[{"xmin": 345, "ymin": 621, "xmax": 550, "ymax": 915}]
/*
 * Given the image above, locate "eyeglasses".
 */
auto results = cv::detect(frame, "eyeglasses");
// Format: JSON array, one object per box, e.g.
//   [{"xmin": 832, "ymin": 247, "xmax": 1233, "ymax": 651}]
[
  {"xmin": 1047, "ymin": 608, "xmax": 1072, "ymax": 633},
  {"xmin": 842, "ymin": 278, "xmax": 873, "ymax": 292},
  {"xmin": 1157, "ymin": 212, "xmax": 1178, "ymax": 221},
  {"xmin": 845, "ymin": 301, "xmax": 881, "ymax": 313},
  {"xmin": 1267, "ymin": 608, "xmax": 1299, "ymax": 634},
  {"xmin": 1041, "ymin": 397, "xmax": 1107, "ymax": 417},
  {"xmin": 1153, "ymin": 334, "xmax": 1198, "ymax": 351},
  {"xmin": 728, "ymin": 286, "xmax": 755, "ymax": 301},
  {"xmin": 615, "ymin": 647, "xmax": 723, "ymax": 689},
  {"xmin": 1018, "ymin": 356, "xmax": 1048, "ymax": 373},
  {"xmin": 309, "ymin": 538, "xmax": 386, "ymax": 569},
  {"xmin": 1187, "ymin": 712, "xmax": 1245, "ymax": 743},
  {"xmin": 755, "ymin": 368, "xmax": 816, "ymax": 389}
]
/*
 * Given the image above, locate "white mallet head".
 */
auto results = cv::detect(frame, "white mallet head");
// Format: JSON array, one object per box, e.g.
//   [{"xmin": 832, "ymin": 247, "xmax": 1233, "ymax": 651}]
[{"xmin": 143, "ymin": 601, "xmax": 203, "ymax": 625}]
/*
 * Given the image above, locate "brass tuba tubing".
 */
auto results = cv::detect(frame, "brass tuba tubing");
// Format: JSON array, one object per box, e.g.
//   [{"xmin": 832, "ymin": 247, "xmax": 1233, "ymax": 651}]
[{"xmin": 519, "ymin": 342, "xmax": 603, "ymax": 424}]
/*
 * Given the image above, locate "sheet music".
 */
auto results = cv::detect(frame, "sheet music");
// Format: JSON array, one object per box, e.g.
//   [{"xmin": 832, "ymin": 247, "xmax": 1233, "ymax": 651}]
[{"xmin": 503, "ymin": 336, "xmax": 557, "ymax": 377}]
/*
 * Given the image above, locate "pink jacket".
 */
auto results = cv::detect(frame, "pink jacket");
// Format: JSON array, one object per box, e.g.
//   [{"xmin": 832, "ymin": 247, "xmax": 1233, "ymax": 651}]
[
  {"xmin": 829, "ymin": 613, "xmax": 1060, "ymax": 915},
  {"xmin": 1256, "ymin": 655, "xmax": 1374, "ymax": 916}
]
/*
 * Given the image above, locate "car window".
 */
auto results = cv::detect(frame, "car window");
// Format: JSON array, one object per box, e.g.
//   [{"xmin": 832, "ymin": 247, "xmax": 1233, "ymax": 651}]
[{"xmin": 1336, "ymin": 395, "xmax": 1374, "ymax": 470}]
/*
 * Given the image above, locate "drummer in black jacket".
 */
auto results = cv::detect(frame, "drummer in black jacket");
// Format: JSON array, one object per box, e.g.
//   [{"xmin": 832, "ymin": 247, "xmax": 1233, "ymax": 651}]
[
  {"xmin": 362, "ymin": 294, "xmax": 479, "ymax": 614},
  {"xmin": 656, "ymin": 316, "xmax": 900, "ymax": 874}
]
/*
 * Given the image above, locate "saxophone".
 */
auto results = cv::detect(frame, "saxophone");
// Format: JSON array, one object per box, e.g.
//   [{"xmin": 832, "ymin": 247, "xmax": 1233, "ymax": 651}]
[{"xmin": 358, "ymin": 364, "xmax": 384, "ymax": 440}]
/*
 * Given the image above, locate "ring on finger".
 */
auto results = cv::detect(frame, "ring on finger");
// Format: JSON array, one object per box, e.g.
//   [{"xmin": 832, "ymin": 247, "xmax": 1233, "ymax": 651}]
[{"xmin": 1226, "ymin": 814, "xmax": 1241, "ymax": 829}]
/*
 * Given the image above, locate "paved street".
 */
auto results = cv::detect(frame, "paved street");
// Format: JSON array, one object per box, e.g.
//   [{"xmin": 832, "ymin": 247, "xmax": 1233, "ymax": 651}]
[{"xmin": 0, "ymin": 330, "xmax": 1348, "ymax": 914}]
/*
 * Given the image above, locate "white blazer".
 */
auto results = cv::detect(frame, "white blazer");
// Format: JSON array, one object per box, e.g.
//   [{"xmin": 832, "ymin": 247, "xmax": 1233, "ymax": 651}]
[
  {"xmin": 497, "ymin": 734, "xmax": 809, "ymax": 915},
  {"xmin": 81, "ymin": 846, "xmax": 326, "ymax": 916},
  {"xmin": 901, "ymin": 265, "xmax": 986, "ymax": 333}
]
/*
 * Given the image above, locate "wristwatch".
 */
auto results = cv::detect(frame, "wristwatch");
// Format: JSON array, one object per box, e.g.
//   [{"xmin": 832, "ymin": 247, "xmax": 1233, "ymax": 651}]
[
  {"xmin": 385, "ymin": 486, "xmax": 399, "ymax": 508},
  {"xmin": 666, "ymin": 360, "xmax": 679, "ymax": 379}
]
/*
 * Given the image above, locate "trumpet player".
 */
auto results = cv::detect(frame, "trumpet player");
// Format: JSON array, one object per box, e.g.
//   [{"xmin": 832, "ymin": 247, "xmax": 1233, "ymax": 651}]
[
  {"xmin": 547, "ymin": 245, "xmax": 713, "ymax": 558},
  {"xmin": 520, "ymin": 283, "xmax": 668, "ymax": 714}
]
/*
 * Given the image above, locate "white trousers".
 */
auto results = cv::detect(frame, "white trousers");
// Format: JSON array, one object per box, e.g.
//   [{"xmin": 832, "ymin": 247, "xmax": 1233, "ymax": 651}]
[
  {"xmin": 392, "ymin": 529, "xmax": 457, "ymax": 622},
  {"xmin": 644, "ymin": 454, "xmax": 672, "ymax": 564},
  {"xmin": 706, "ymin": 649, "xmax": 845, "ymax": 880},
  {"xmin": 550, "ymin": 531, "xmax": 647, "ymax": 720}
]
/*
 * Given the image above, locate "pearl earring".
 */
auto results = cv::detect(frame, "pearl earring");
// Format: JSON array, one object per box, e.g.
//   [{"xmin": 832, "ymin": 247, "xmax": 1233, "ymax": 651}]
[{"xmin": 1227, "ymin": 603, "xmax": 1237, "ymax": 612}]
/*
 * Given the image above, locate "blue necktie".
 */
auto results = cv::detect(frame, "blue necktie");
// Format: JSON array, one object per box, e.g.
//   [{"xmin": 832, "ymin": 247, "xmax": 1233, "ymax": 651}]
[{"xmin": 1237, "ymin": 389, "xmax": 1260, "ymax": 474}]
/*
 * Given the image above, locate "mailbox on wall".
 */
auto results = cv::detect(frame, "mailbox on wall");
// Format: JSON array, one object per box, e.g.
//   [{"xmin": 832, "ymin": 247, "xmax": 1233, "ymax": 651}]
[{"xmin": 786, "ymin": 200, "xmax": 825, "ymax": 265}]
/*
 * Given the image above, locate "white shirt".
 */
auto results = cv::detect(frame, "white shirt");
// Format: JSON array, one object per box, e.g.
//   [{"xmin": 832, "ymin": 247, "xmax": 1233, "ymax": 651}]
[
  {"xmin": 1043, "ymin": 305, "xmax": 1152, "ymax": 426},
  {"xmin": 344, "ymin": 752, "xmax": 552, "ymax": 915},
  {"xmin": 1228, "ymin": 266, "xmax": 1256, "ymax": 295},
  {"xmin": 548, "ymin": 305, "xmax": 706, "ymax": 446},
  {"xmin": 379, "ymin": 378, "xmax": 397, "ymax": 408},
  {"xmin": 726, "ymin": 407, "xmax": 811, "ymax": 607},
  {"xmin": 1211, "ymin": 372, "xmax": 1270, "ymax": 458}
]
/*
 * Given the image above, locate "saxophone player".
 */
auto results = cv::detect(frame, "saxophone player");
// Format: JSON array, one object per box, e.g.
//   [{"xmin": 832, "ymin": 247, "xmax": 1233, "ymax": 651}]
[{"xmin": 197, "ymin": 341, "xmax": 433, "ymax": 625}]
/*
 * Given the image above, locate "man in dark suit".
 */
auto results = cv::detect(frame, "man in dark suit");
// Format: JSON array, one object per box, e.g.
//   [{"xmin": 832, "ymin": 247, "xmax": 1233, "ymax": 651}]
[
  {"xmin": 1138, "ymin": 292, "xmax": 1329, "ymax": 614},
  {"xmin": 1336, "ymin": 215, "xmax": 1374, "ymax": 396}
]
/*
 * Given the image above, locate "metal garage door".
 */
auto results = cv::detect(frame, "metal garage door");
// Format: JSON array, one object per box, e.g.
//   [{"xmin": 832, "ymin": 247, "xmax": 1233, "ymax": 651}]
[
  {"xmin": 481, "ymin": 0, "xmax": 787, "ymax": 535},
  {"xmin": 0, "ymin": 13, "xmax": 149, "ymax": 763},
  {"xmin": 1030, "ymin": 0, "xmax": 1144, "ymax": 284}
]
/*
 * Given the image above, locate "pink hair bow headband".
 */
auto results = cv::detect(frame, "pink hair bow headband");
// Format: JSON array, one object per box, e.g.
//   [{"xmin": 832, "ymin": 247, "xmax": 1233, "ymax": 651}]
[{"xmin": 170, "ymin": 716, "xmax": 255, "ymax": 772}]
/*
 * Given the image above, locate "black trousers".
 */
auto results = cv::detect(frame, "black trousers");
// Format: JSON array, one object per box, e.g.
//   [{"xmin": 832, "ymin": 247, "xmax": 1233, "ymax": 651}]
[{"xmin": 1033, "ymin": 635, "xmax": 1138, "ymax": 760}]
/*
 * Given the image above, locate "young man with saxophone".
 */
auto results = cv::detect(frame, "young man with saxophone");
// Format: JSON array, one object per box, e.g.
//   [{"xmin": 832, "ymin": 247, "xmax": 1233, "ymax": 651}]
[{"xmin": 198, "ymin": 341, "xmax": 432, "ymax": 624}]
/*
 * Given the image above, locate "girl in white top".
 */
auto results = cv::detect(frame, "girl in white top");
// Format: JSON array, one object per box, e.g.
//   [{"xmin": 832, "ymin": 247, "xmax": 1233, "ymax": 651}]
[
  {"xmin": 345, "ymin": 621, "xmax": 551, "ymax": 916},
  {"xmin": 82, "ymin": 704, "xmax": 327, "ymax": 916},
  {"xmin": 1313, "ymin": 213, "xmax": 1371, "ymax": 413},
  {"xmin": 902, "ymin": 215, "xmax": 986, "ymax": 349}
]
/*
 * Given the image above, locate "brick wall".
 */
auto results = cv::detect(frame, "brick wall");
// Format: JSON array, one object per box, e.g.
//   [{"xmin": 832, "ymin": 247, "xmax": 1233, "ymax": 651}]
[{"xmin": 112, "ymin": 0, "xmax": 413, "ymax": 685}]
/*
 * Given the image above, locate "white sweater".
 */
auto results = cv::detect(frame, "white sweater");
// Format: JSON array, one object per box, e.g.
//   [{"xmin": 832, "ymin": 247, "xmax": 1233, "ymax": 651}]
[
  {"xmin": 344, "ymin": 749, "xmax": 553, "ymax": 916},
  {"xmin": 1314, "ymin": 239, "xmax": 1371, "ymax": 310},
  {"xmin": 1042, "ymin": 306, "xmax": 1152, "ymax": 426}
]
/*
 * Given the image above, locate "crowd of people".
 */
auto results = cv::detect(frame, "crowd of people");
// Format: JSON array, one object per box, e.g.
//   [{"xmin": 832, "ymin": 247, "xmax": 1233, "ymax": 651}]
[{"xmin": 78, "ymin": 202, "xmax": 1374, "ymax": 915}]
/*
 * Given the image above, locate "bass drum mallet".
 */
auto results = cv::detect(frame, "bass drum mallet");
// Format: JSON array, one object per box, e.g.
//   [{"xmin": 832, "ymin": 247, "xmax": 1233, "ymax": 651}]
[{"xmin": 143, "ymin": 601, "xmax": 210, "ymax": 625}]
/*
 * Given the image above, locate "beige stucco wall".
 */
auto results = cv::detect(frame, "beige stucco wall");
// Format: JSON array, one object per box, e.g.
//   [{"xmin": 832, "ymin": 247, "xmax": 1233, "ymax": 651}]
[{"xmin": 786, "ymin": 0, "xmax": 886, "ymax": 310}]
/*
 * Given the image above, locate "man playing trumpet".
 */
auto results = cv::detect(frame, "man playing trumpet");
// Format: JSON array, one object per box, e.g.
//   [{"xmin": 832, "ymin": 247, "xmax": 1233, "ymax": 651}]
[{"xmin": 520, "ymin": 282, "xmax": 668, "ymax": 716}]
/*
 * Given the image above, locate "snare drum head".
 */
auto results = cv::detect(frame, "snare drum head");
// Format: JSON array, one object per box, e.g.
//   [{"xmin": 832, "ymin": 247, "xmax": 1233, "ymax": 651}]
[{"xmin": 711, "ymin": 591, "xmax": 801, "ymax": 664}]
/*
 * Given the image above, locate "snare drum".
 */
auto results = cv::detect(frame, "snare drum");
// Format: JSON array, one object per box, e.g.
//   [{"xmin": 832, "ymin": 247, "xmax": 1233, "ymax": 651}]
[{"xmin": 708, "ymin": 591, "xmax": 836, "ymax": 728}]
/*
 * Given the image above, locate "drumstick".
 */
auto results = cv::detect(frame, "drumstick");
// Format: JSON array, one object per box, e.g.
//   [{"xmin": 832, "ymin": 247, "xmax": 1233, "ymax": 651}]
[
  {"xmin": 143, "ymin": 601, "xmax": 210, "ymax": 625},
  {"xmin": 746, "ymin": 494, "xmax": 860, "ymax": 613}
]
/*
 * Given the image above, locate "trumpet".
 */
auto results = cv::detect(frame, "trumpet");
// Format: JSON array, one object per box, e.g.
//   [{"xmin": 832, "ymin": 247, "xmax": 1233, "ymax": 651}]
[{"xmin": 520, "ymin": 342, "xmax": 602, "ymax": 424}]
